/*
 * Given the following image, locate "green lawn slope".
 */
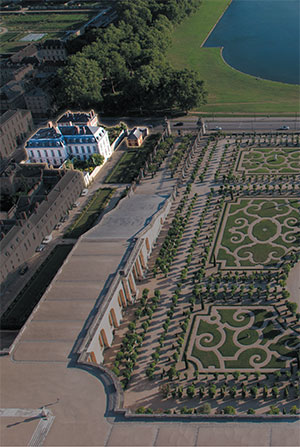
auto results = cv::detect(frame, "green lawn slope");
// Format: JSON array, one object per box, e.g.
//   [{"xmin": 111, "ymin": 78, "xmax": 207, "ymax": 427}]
[{"xmin": 167, "ymin": 0, "xmax": 300, "ymax": 115}]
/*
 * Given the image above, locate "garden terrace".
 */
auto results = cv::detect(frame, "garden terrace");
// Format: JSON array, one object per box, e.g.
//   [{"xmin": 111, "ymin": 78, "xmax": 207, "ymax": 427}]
[
  {"xmin": 101, "ymin": 130, "xmax": 300, "ymax": 416},
  {"xmin": 213, "ymin": 133, "xmax": 300, "ymax": 185}
]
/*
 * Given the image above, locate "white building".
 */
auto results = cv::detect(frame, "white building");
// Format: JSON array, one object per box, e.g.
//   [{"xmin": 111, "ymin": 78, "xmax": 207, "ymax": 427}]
[
  {"xmin": 25, "ymin": 125, "xmax": 68, "ymax": 166},
  {"xmin": 25, "ymin": 111, "xmax": 112, "ymax": 167}
]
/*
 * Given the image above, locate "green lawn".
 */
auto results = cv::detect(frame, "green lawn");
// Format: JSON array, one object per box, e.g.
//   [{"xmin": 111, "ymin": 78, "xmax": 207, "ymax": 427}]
[
  {"xmin": 1, "ymin": 12, "xmax": 95, "ymax": 32},
  {"xmin": 0, "ymin": 244, "xmax": 74, "ymax": 330},
  {"xmin": 105, "ymin": 151, "xmax": 143, "ymax": 183},
  {"xmin": 0, "ymin": 12, "xmax": 94, "ymax": 54},
  {"xmin": 191, "ymin": 344, "xmax": 220, "ymax": 368},
  {"xmin": 105, "ymin": 134, "xmax": 161, "ymax": 184},
  {"xmin": 167, "ymin": 0, "xmax": 300, "ymax": 114},
  {"xmin": 64, "ymin": 188, "xmax": 114, "ymax": 239}
]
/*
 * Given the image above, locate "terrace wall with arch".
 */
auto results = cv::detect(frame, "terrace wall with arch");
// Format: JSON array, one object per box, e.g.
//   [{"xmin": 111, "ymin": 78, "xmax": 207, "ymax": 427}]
[{"xmin": 79, "ymin": 187, "xmax": 176, "ymax": 364}]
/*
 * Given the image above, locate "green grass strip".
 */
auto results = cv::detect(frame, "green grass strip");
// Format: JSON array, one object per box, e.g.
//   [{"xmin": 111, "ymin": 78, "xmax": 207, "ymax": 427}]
[
  {"xmin": 1, "ymin": 12, "xmax": 95, "ymax": 32},
  {"xmin": 105, "ymin": 134, "xmax": 161, "ymax": 183},
  {"xmin": 64, "ymin": 188, "xmax": 114, "ymax": 239}
]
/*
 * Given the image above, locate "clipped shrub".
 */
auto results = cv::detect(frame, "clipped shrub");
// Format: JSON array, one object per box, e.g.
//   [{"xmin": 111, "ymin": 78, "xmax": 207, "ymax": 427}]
[
  {"xmin": 186, "ymin": 384, "xmax": 195, "ymax": 398},
  {"xmin": 223, "ymin": 405, "xmax": 236, "ymax": 415},
  {"xmin": 112, "ymin": 366, "xmax": 120, "ymax": 376},
  {"xmin": 268, "ymin": 405, "xmax": 280, "ymax": 415},
  {"xmin": 197, "ymin": 403, "xmax": 211, "ymax": 414}
]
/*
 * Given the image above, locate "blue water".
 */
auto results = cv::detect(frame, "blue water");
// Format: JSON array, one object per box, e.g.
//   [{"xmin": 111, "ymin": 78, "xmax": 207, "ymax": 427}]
[{"xmin": 204, "ymin": 0, "xmax": 300, "ymax": 85}]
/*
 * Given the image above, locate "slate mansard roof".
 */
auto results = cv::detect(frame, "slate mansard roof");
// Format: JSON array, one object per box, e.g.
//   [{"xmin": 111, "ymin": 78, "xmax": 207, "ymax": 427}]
[
  {"xmin": 26, "ymin": 124, "xmax": 107, "ymax": 149},
  {"xmin": 57, "ymin": 110, "xmax": 97, "ymax": 126}
]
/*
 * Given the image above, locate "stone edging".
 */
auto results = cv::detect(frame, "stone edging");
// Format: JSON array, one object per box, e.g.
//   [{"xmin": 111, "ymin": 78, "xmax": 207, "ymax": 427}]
[{"xmin": 77, "ymin": 359, "xmax": 299, "ymax": 422}]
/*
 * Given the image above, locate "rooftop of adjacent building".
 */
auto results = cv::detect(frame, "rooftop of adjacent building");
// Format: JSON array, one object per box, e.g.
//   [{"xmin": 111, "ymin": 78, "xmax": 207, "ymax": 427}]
[
  {"xmin": 128, "ymin": 127, "xmax": 148, "ymax": 140},
  {"xmin": 57, "ymin": 109, "xmax": 97, "ymax": 125},
  {"xmin": 0, "ymin": 81, "xmax": 25, "ymax": 99},
  {"xmin": 0, "ymin": 164, "xmax": 81, "ymax": 241},
  {"xmin": 0, "ymin": 108, "xmax": 32, "ymax": 126},
  {"xmin": 38, "ymin": 39, "xmax": 66, "ymax": 49},
  {"xmin": 60, "ymin": 125, "xmax": 103, "ymax": 137},
  {"xmin": 24, "ymin": 87, "xmax": 49, "ymax": 98},
  {"xmin": 30, "ymin": 126, "xmax": 61, "ymax": 140}
]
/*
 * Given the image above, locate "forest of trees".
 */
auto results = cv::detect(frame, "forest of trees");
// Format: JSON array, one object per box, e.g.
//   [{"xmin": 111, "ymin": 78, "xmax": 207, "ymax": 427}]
[{"xmin": 57, "ymin": 0, "xmax": 207, "ymax": 114}]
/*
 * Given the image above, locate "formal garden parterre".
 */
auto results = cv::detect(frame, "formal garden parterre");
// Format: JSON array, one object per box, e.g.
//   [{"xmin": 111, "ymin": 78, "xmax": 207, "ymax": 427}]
[
  {"xmin": 102, "ymin": 129, "xmax": 300, "ymax": 416},
  {"xmin": 236, "ymin": 147, "xmax": 300, "ymax": 176},
  {"xmin": 213, "ymin": 197, "xmax": 299, "ymax": 269},
  {"xmin": 186, "ymin": 305, "xmax": 298, "ymax": 372}
]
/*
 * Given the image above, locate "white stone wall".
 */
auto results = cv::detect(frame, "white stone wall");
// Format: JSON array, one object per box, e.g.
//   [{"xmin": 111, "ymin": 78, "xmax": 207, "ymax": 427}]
[
  {"xmin": 85, "ymin": 190, "xmax": 175, "ymax": 365},
  {"xmin": 87, "ymin": 281, "xmax": 127, "ymax": 363}
]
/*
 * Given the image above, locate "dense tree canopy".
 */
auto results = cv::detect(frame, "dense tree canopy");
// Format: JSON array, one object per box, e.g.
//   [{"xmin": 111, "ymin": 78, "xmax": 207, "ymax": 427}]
[{"xmin": 58, "ymin": 0, "xmax": 206, "ymax": 113}]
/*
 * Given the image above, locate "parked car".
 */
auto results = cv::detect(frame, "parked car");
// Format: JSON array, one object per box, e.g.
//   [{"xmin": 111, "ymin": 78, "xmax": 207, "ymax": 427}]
[
  {"xmin": 54, "ymin": 223, "xmax": 62, "ymax": 230},
  {"xmin": 174, "ymin": 122, "xmax": 183, "ymax": 127},
  {"xmin": 214, "ymin": 126, "xmax": 222, "ymax": 131},
  {"xmin": 36, "ymin": 244, "xmax": 46, "ymax": 252},
  {"xmin": 42, "ymin": 234, "xmax": 52, "ymax": 244},
  {"xmin": 81, "ymin": 189, "xmax": 88, "ymax": 196},
  {"xmin": 279, "ymin": 125, "xmax": 290, "ymax": 130},
  {"xmin": 19, "ymin": 265, "xmax": 28, "ymax": 275}
]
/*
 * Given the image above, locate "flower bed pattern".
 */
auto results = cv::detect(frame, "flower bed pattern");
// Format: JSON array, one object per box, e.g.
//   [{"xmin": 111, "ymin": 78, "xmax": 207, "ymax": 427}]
[
  {"xmin": 187, "ymin": 306, "xmax": 299, "ymax": 372},
  {"xmin": 214, "ymin": 197, "xmax": 299, "ymax": 269},
  {"xmin": 236, "ymin": 147, "xmax": 300, "ymax": 175}
]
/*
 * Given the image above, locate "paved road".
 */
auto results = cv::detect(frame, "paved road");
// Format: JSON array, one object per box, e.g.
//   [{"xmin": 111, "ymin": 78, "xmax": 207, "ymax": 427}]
[
  {"xmin": 99, "ymin": 116, "xmax": 300, "ymax": 134},
  {"xmin": 169, "ymin": 117, "xmax": 300, "ymax": 132}
]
